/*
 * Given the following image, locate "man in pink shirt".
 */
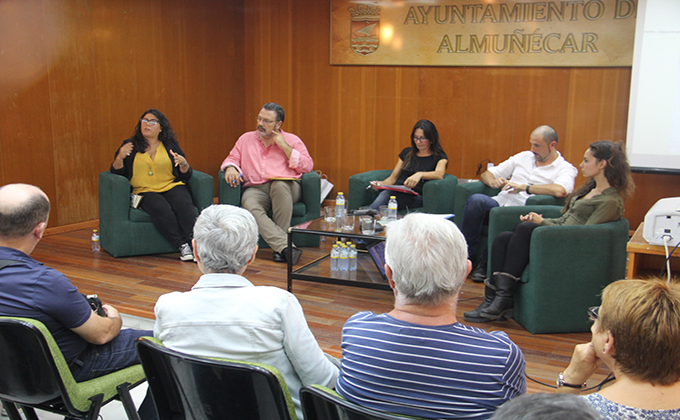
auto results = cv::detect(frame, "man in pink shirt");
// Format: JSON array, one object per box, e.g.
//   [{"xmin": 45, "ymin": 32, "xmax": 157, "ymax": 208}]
[{"xmin": 220, "ymin": 103, "xmax": 313, "ymax": 264}]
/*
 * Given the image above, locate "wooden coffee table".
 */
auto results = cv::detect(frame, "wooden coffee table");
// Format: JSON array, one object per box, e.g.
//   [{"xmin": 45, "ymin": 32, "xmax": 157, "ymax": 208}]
[{"xmin": 286, "ymin": 217, "xmax": 390, "ymax": 292}]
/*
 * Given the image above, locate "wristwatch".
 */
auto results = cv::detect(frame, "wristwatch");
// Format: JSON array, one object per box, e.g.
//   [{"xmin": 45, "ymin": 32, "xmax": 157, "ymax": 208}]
[{"xmin": 557, "ymin": 372, "xmax": 587, "ymax": 390}]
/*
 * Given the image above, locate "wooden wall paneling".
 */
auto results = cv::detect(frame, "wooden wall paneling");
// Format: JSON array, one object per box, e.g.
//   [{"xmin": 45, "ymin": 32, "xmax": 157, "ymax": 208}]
[
  {"xmin": 627, "ymin": 173, "xmax": 680, "ymax": 230},
  {"xmin": 203, "ymin": 1, "xmax": 246, "ymax": 184},
  {"xmin": 459, "ymin": 68, "xmax": 522, "ymax": 178},
  {"xmin": 43, "ymin": 0, "xmax": 99, "ymax": 226},
  {"xmin": 564, "ymin": 68, "xmax": 631, "ymax": 166},
  {"xmin": 93, "ymin": 0, "xmax": 143, "ymax": 174},
  {"xmin": 3, "ymin": 0, "xmax": 669, "ymax": 231},
  {"xmin": 93, "ymin": 0, "xmax": 244, "ymax": 195},
  {"xmin": 331, "ymin": 66, "xmax": 376, "ymax": 196},
  {"xmin": 243, "ymin": 0, "xmax": 295, "ymax": 128},
  {"xmin": 0, "ymin": 81, "xmax": 57, "ymax": 221},
  {"xmin": 157, "ymin": 0, "xmax": 195, "ymax": 150},
  {"xmin": 372, "ymin": 66, "xmax": 421, "ymax": 172},
  {"xmin": 269, "ymin": 0, "xmax": 294, "ymax": 126},
  {"xmin": 130, "ymin": 0, "xmax": 165, "ymax": 113},
  {"xmin": 1, "ymin": 0, "xmax": 246, "ymax": 228},
  {"xmin": 511, "ymin": 67, "xmax": 571, "ymax": 161},
  {"xmin": 290, "ymin": 0, "xmax": 333, "ymax": 183},
  {"xmin": 0, "ymin": 0, "xmax": 58, "ymax": 224},
  {"xmin": 417, "ymin": 66, "xmax": 468, "ymax": 177},
  {"xmin": 242, "ymin": 0, "xmax": 260, "ymax": 125},
  {"xmin": 163, "ymin": 0, "xmax": 211, "ymax": 174}
]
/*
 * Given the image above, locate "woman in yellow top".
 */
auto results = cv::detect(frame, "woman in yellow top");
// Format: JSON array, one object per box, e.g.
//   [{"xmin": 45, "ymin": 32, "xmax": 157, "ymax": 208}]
[{"xmin": 110, "ymin": 109, "xmax": 197, "ymax": 261}]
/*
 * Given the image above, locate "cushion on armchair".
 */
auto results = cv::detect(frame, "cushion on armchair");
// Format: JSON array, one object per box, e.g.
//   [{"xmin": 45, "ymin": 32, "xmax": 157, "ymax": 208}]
[
  {"xmin": 99, "ymin": 170, "xmax": 214, "ymax": 258},
  {"xmin": 217, "ymin": 170, "xmax": 321, "ymax": 248}
]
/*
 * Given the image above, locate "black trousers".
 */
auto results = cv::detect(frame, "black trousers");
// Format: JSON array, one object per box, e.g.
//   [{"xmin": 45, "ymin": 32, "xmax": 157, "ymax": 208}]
[
  {"xmin": 490, "ymin": 221, "xmax": 541, "ymax": 278},
  {"xmin": 140, "ymin": 185, "xmax": 198, "ymax": 249}
]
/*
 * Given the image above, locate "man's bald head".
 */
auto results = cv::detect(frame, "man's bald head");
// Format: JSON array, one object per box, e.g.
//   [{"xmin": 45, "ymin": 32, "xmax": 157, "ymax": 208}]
[
  {"xmin": 531, "ymin": 125, "xmax": 558, "ymax": 145},
  {"xmin": 0, "ymin": 184, "xmax": 50, "ymax": 238}
]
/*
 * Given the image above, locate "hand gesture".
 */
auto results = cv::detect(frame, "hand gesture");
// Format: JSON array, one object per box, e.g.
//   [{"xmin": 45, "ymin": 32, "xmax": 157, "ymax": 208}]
[
  {"xmin": 520, "ymin": 212, "xmax": 543, "ymax": 224},
  {"xmin": 489, "ymin": 177, "xmax": 509, "ymax": 189},
  {"xmin": 272, "ymin": 129, "xmax": 288, "ymax": 149},
  {"xmin": 502, "ymin": 181, "xmax": 525, "ymax": 194},
  {"xmin": 224, "ymin": 166, "xmax": 241, "ymax": 187},
  {"xmin": 116, "ymin": 143, "xmax": 134, "ymax": 161},
  {"xmin": 169, "ymin": 149, "xmax": 187, "ymax": 168},
  {"xmin": 369, "ymin": 181, "xmax": 382, "ymax": 191},
  {"xmin": 404, "ymin": 172, "xmax": 423, "ymax": 189},
  {"xmin": 101, "ymin": 304, "xmax": 120, "ymax": 319},
  {"xmin": 563, "ymin": 342, "xmax": 602, "ymax": 385}
]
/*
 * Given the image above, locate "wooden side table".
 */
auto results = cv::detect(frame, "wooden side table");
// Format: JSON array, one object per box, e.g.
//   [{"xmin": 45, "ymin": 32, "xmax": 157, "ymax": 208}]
[{"xmin": 627, "ymin": 222, "xmax": 680, "ymax": 279}]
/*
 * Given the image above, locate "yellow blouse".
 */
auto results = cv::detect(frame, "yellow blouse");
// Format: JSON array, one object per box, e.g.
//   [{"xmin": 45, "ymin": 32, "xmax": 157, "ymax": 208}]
[{"xmin": 129, "ymin": 142, "xmax": 184, "ymax": 194}]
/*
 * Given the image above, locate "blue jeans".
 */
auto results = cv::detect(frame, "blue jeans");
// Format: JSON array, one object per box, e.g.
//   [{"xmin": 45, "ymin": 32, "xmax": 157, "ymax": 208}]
[
  {"xmin": 369, "ymin": 190, "xmax": 423, "ymax": 212},
  {"xmin": 461, "ymin": 194, "xmax": 499, "ymax": 262},
  {"xmin": 70, "ymin": 328, "xmax": 152, "ymax": 382},
  {"xmin": 69, "ymin": 328, "xmax": 157, "ymax": 420}
]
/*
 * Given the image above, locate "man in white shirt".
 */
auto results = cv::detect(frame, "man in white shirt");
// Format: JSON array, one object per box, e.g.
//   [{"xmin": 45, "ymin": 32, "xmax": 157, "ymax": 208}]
[
  {"xmin": 462, "ymin": 125, "xmax": 577, "ymax": 282},
  {"xmin": 153, "ymin": 204, "xmax": 338, "ymax": 419}
]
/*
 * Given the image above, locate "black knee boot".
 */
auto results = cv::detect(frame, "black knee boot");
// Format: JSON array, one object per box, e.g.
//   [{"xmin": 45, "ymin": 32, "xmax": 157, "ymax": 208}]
[
  {"xmin": 463, "ymin": 279, "xmax": 496, "ymax": 323},
  {"xmin": 480, "ymin": 272, "xmax": 520, "ymax": 321}
]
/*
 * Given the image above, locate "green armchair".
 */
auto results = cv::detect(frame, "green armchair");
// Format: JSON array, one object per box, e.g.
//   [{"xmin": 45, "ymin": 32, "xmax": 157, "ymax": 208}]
[
  {"xmin": 453, "ymin": 181, "xmax": 566, "ymax": 262},
  {"xmin": 347, "ymin": 170, "xmax": 458, "ymax": 214},
  {"xmin": 218, "ymin": 170, "xmax": 320, "ymax": 248},
  {"xmin": 99, "ymin": 170, "xmax": 214, "ymax": 258},
  {"xmin": 487, "ymin": 205, "xmax": 629, "ymax": 334}
]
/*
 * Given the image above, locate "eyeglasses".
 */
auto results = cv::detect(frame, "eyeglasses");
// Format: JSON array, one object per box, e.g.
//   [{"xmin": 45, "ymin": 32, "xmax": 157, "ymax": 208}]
[
  {"xmin": 257, "ymin": 116, "xmax": 276, "ymax": 124},
  {"xmin": 413, "ymin": 136, "xmax": 429, "ymax": 143},
  {"xmin": 140, "ymin": 118, "xmax": 160, "ymax": 126},
  {"xmin": 588, "ymin": 306, "xmax": 600, "ymax": 321}
]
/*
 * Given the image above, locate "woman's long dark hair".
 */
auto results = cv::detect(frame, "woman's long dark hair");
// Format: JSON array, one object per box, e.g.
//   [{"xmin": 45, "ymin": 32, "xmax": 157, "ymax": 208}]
[
  {"xmin": 565, "ymin": 140, "xmax": 635, "ymax": 208},
  {"xmin": 130, "ymin": 109, "xmax": 178, "ymax": 152},
  {"xmin": 402, "ymin": 119, "xmax": 447, "ymax": 170}
]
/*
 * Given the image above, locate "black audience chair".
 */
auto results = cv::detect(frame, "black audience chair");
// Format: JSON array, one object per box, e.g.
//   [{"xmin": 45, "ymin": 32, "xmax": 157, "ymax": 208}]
[
  {"xmin": 300, "ymin": 385, "xmax": 424, "ymax": 420},
  {"xmin": 135, "ymin": 337, "xmax": 297, "ymax": 420},
  {"xmin": 0, "ymin": 317, "xmax": 144, "ymax": 420}
]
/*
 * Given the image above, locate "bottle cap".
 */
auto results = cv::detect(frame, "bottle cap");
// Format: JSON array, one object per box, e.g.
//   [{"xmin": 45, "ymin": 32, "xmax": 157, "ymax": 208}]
[{"xmin": 390, "ymin": 196, "xmax": 396, "ymax": 199}]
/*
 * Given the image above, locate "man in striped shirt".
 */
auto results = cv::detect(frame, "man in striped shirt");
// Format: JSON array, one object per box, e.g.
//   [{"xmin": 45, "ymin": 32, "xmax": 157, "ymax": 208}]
[{"xmin": 336, "ymin": 213, "xmax": 526, "ymax": 419}]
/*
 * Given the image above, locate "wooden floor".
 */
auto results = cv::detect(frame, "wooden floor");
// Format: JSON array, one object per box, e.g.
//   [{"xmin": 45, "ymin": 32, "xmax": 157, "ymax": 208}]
[{"xmin": 35, "ymin": 227, "xmax": 611, "ymax": 394}]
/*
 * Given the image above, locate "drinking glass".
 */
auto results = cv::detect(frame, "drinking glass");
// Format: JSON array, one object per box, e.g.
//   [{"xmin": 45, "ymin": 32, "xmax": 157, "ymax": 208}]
[
  {"xmin": 324, "ymin": 206, "xmax": 335, "ymax": 223},
  {"xmin": 342, "ymin": 215, "xmax": 355, "ymax": 233},
  {"xmin": 379, "ymin": 205, "xmax": 389, "ymax": 220},
  {"xmin": 360, "ymin": 217, "xmax": 376, "ymax": 235}
]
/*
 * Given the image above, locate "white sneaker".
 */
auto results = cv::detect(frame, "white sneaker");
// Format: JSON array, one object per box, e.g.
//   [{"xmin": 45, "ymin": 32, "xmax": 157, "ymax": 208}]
[{"xmin": 179, "ymin": 243, "xmax": 194, "ymax": 261}]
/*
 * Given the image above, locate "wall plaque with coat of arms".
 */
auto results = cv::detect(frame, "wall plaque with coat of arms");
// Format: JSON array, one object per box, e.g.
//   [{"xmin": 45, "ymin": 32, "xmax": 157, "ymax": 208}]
[{"xmin": 331, "ymin": 0, "xmax": 637, "ymax": 67}]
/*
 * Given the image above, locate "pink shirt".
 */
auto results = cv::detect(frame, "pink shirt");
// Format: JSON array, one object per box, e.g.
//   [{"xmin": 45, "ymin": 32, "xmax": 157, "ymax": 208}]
[{"xmin": 220, "ymin": 130, "xmax": 314, "ymax": 188}]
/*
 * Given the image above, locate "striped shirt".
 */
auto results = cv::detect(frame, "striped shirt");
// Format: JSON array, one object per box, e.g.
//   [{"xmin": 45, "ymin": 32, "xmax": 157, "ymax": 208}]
[{"xmin": 336, "ymin": 312, "xmax": 526, "ymax": 419}]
